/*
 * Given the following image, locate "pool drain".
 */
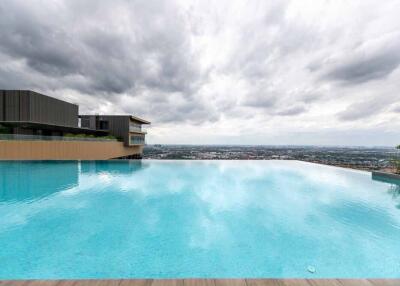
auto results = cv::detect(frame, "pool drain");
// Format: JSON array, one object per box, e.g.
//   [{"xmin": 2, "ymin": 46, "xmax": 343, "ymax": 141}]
[{"xmin": 307, "ymin": 266, "xmax": 316, "ymax": 273}]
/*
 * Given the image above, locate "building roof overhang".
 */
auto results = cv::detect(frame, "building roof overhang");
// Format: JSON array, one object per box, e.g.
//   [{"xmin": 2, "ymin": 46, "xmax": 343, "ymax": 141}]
[
  {"xmin": 130, "ymin": 115, "xmax": 151, "ymax": 124},
  {"xmin": 79, "ymin": 114, "xmax": 150, "ymax": 124}
]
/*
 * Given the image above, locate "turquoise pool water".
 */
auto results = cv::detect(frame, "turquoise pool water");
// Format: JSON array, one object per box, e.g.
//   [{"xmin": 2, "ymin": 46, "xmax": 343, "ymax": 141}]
[{"xmin": 0, "ymin": 160, "xmax": 399, "ymax": 279}]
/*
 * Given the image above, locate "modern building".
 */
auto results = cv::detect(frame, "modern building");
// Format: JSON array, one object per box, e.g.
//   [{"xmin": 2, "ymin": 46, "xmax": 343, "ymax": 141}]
[
  {"xmin": 0, "ymin": 90, "xmax": 150, "ymax": 160},
  {"xmin": 79, "ymin": 115, "xmax": 149, "ymax": 147}
]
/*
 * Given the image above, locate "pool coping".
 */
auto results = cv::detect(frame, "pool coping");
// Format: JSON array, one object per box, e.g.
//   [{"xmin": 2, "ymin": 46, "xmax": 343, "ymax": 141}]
[{"xmin": 0, "ymin": 278, "xmax": 398, "ymax": 285}]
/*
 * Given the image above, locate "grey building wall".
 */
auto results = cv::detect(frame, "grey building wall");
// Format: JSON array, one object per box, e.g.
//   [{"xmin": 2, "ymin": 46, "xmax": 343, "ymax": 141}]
[
  {"xmin": 80, "ymin": 115, "xmax": 130, "ymax": 145},
  {"xmin": 0, "ymin": 90, "xmax": 78, "ymax": 127},
  {"xmin": 80, "ymin": 115, "xmax": 97, "ymax": 130},
  {"xmin": 103, "ymin": 116, "xmax": 130, "ymax": 145}
]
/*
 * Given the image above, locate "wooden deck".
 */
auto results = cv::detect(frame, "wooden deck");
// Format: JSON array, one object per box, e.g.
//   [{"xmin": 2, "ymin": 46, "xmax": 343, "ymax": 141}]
[{"xmin": 0, "ymin": 279, "xmax": 399, "ymax": 286}]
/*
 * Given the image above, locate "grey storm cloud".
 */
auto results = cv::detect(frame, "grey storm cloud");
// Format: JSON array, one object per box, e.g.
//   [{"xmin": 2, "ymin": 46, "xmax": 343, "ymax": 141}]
[
  {"xmin": 244, "ymin": 91, "xmax": 279, "ymax": 109},
  {"xmin": 0, "ymin": 0, "xmax": 199, "ymax": 95},
  {"xmin": 321, "ymin": 42, "xmax": 400, "ymax": 85},
  {"xmin": 337, "ymin": 102, "xmax": 383, "ymax": 121},
  {"xmin": 336, "ymin": 96, "xmax": 397, "ymax": 121},
  {"xmin": 392, "ymin": 105, "xmax": 400, "ymax": 113},
  {"xmin": 275, "ymin": 105, "xmax": 307, "ymax": 116},
  {"xmin": 0, "ymin": 0, "xmax": 399, "ymax": 145}
]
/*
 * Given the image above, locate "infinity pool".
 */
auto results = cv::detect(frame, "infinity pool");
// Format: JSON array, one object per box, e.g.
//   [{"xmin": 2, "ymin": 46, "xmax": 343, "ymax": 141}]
[{"xmin": 0, "ymin": 160, "xmax": 399, "ymax": 278}]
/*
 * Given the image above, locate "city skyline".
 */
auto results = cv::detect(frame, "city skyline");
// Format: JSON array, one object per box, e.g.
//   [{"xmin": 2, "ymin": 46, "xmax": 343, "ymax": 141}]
[{"xmin": 0, "ymin": 0, "xmax": 399, "ymax": 146}]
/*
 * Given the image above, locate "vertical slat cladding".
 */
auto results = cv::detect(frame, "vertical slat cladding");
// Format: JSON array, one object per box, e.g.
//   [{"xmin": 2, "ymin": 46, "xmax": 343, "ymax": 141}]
[
  {"xmin": 30, "ymin": 91, "xmax": 41, "ymax": 124},
  {"xmin": 0, "ymin": 90, "xmax": 4, "ymax": 121},
  {"xmin": 102, "ymin": 116, "xmax": 130, "ymax": 145},
  {"xmin": 80, "ymin": 116, "xmax": 89, "ymax": 128},
  {"xmin": 4, "ymin": 91, "xmax": 11, "ymax": 120},
  {"xmin": 28, "ymin": 91, "xmax": 78, "ymax": 127},
  {"xmin": 124, "ymin": 117, "xmax": 130, "ymax": 145},
  {"xmin": 0, "ymin": 90, "xmax": 79, "ymax": 126},
  {"xmin": 6, "ymin": 91, "xmax": 13, "ymax": 121},
  {"xmin": 4, "ymin": 90, "xmax": 20, "ymax": 121},
  {"xmin": 28, "ymin": 90, "xmax": 34, "ymax": 122},
  {"xmin": 29, "ymin": 90, "xmax": 39, "ymax": 123},
  {"xmin": 19, "ymin": 90, "xmax": 30, "ymax": 121},
  {"xmin": 90, "ymin": 116, "xmax": 96, "ymax": 129},
  {"xmin": 19, "ymin": 90, "xmax": 24, "ymax": 121}
]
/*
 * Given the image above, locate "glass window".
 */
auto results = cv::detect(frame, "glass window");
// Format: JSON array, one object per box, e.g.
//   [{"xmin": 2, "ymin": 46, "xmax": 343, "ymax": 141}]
[
  {"xmin": 129, "ymin": 122, "xmax": 142, "ymax": 132},
  {"xmin": 99, "ymin": 121, "xmax": 109, "ymax": 130},
  {"xmin": 130, "ymin": 134, "xmax": 145, "ymax": 145}
]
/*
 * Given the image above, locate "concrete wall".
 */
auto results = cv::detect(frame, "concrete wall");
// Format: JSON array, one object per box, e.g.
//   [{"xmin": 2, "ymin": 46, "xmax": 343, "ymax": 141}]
[{"xmin": 0, "ymin": 141, "xmax": 143, "ymax": 160}]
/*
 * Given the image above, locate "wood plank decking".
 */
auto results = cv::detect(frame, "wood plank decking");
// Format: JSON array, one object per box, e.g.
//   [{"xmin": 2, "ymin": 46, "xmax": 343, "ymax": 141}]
[{"xmin": 0, "ymin": 279, "xmax": 399, "ymax": 286}]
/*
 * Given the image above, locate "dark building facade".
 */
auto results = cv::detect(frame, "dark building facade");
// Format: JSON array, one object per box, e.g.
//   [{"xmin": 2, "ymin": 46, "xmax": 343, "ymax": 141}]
[
  {"xmin": 0, "ymin": 90, "xmax": 150, "ymax": 158},
  {"xmin": 0, "ymin": 90, "xmax": 83, "ymax": 136},
  {"xmin": 79, "ymin": 115, "xmax": 149, "ymax": 146}
]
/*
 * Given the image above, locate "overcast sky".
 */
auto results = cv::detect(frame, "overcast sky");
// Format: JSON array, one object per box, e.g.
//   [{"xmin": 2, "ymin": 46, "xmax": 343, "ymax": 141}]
[{"xmin": 0, "ymin": 0, "xmax": 399, "ymax": 146}]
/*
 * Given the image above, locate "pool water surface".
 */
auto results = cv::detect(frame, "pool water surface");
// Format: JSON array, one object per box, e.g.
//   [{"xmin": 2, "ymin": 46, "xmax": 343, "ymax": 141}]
[{"xmin": 0, "ymin": 160, "xmax": 399, "ymax": 278}]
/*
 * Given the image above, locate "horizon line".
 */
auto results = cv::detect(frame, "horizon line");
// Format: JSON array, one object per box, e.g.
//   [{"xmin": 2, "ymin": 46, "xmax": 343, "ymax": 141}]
[{"xmin": 145, "ymin": 143, "xmax": 396, "ymax": 149}]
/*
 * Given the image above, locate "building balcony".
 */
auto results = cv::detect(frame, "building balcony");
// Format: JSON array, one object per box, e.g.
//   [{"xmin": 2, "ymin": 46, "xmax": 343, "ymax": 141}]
[{"xmin": 129, "ymin": 126, "xmax": 147, "ymax": 133}]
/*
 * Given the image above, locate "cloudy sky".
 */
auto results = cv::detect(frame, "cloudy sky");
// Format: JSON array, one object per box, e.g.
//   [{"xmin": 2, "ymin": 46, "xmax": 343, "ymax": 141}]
[{"xmin": 0, "ymin": 0, "xmax": 399, "ymax": 146}]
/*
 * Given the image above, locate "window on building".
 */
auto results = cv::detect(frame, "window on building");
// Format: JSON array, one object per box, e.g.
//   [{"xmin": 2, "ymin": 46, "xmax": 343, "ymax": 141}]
[
  {"xmin": 130, "ymin": 134, "xmax": 145, "ymax": 145},
  {"xmin": 129, "ymin": 122, "xmax": 142, "ymax": 132},
  {"xmin": 99, "ymin": 120, "xmax": 109, "ymax": 130}
]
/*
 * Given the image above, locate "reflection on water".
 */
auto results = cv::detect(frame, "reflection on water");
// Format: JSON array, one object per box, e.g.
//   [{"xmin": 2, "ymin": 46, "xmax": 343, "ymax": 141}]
[
  {"xmin": 0, "ymin": 160, "xmax": 400, "ymax": 279},
  {"xmin": 0, "ymin": 161, "xmax": 79, "ymax": 202},
  {"xmin": 81, "ymin": 160, "xmax": 145, "ymax": 175},
  {"xmin": 389, "ymin": 185, "xmax": 400, "ymax": 199},
  {"xmin": 0, "ymin": 161, "xmax": 147, "ymax": 202},
  {"xmin": 372, "ymin": 173, "xmax": 400, "ymax": 209},
  {"xmin": 387, "ymin": 183, "xmax": 400, "ymax": 209},
  {"xmin": 389, "ymin": 186, "xmax": 400, "ymax": 209}
]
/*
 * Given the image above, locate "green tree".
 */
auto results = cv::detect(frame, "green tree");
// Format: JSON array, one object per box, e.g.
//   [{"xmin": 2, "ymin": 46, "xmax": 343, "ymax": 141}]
[{"xmin": 394, "ymin": 145, "xmax": 400, "ymax": 174}]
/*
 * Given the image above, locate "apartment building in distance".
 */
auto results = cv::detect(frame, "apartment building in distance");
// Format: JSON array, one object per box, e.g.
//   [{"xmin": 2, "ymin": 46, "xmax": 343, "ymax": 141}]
[{"xmin": 0, "ymin": 90, "xmax": 150, "ymax": 160}]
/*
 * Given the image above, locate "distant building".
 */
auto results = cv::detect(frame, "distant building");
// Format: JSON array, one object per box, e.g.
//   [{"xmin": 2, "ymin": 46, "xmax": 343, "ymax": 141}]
[{"xmin": 0, "ymin": 90, "xmax": 150, "ymax": 160}]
